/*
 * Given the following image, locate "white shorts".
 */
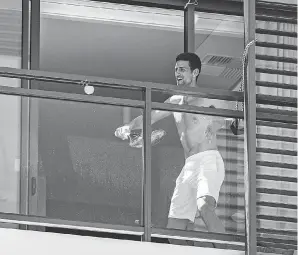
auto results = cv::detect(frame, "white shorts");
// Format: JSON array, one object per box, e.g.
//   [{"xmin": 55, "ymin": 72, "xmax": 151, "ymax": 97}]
[{"xmin": 168, "ymin": 150, "xmax": 225, "ymax": 222}]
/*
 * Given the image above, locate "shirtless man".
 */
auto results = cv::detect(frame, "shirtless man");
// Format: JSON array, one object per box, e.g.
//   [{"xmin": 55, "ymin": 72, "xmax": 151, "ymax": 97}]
[{"xmin": 115, "ymin": 52, "xmax": 231, "ymax": 247}]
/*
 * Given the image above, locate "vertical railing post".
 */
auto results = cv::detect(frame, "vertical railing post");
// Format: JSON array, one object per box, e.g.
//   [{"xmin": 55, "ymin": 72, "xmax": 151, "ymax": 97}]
[
  {"xmin": 20, "ymin": 0, "xmax": 31, "ymax": 224},
  {"xmin": 243, "ymin": 0, "xmax": 257, "ymax": 254},
  {"xmin": 28, "ymin": 0, "xmax": 44, "ymax": 226},
  {"xmin": 184, "ymin": 1, "xmax": 195, "ymax": 52},
  {"xmin": 142, "ymin": 88, "xmax": 152, "ymax": 242}
]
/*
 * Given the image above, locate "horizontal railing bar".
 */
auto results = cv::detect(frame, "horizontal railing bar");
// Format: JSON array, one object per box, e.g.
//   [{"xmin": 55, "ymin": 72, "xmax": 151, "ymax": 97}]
[
  {"xmin": 256, "ymin": 147, "xmax": 297, "ymax": 156},
  {"xmin": 152, "ymin": 102, "xmax": 243, "ymax": 119},
  {"xmin": 257, "ymin": 160, "xmax": 297, "ymax": 169},
  {"xmin": 151, "ymin": 227, "xmax": 245, "ymax": 244},
  {"xmin": 153, "ymin": 102, "xmax": 297, "ymax": 123},
  {"xmin": 259, "ymin": 232, "xmax": 298, "ymax": 242},
  {"xmin": 2, "ymin": 205, "xmax": 294, "ymax": 248},
  {"xmin": 152, "ymin": 87, "xmax": 241, "ymax": 102},
  {"xmin": 256, "ymin": 41, "xmax": 297, "ymax": 51},
  {"xmin": 0, "ymin": 86, "xmax": 246, "ymax": 123},
  {"xmin": 1, "ymin": 86, "xmax": 295, "ymax": 125},
  {"xmin": 256, "ymin": 120, "xmax": 297, "ymax": 130},
  {"xmin": 220, "ymin": 130, "xmax": 297, "ymax": 141},
  {"xmin": 257, "ymin": 243, "xmax": 297, "ymax": 254},
  {"xmin": 218, "ymin": 145, "xmax": 296, "ymax": 156},
  {"xmin": 256, "ymin": 15, "xmax": 297, "ymax": 24},
  {"xmin": 257, "ymin": 188, "xmax": 297, "ymax": 196},
  {"xmin": 0, "ymin": 67, "xmax": 243, "ymax": 102},
  {"xmin": 222, "ymin": 159, "xmax": 244, "ymax": 168},
  {"xmin": 257, "ymin": 134, "xmax": 297, "ymax": 143},
  {"xmin": 0, "ymin": 86, "xmax": 144, "ymax": 108},
  {"xmin": 0, "ymin": 212, "xmax": 144, "ymax": 235},
  {"xmin": 258, "ymin": 227, "xmax": 297, "ymax": 236},
  {"xmin": 0, "ymin": 68, "xmax": 296, "ymax": 108},
  {"xmin": 222, "ymin": 188, "xmax": 297, "ymax": 198},
  {"xmin": 256, "ymin": 1, "xmax": 298, "ymax": 12},
  {"xmin": 258, "ymin": 108, "xmax": 297, "ymax": 116},
  {"xmin": 225, "ymin": 170, "xmax": 243, "ymax": 176},
  {"xmin": 257, "ymin": 201, "xmax": 297, "ymax": 210},
  {"xmin": 226, "ymin": 158, "xmax": 298, "ymax": 169},
  {"xmin": 256, "ymin": 54, "xmax": 297, "ymax": 64},
  {"xmin": 258, "ymin": 242, "xmax": 297, "ymax": 251},
  {"xmin": 258, "ymin": 238, "xmax": 297, "ymax": 247},
  {"xmin": 225, "ymin": 177, "xmax": 298, "ymax": 186},
  {"xmin": 255, "ymin": 110, "xmax": 297, "ymax": 124},
  {"xmin": 256, "ymin": 67, "xmax": 298, "ymax": 76},
  {"xmin": 0, "ymin": 67, "xmax": 141, "ymax": 90},
  {"xmin": 256, "ymin": 94, "xmax": 297, "ymax": 107},
  {"xmin": 256, "ymin": 174, "xmax": 298, "ymax": 183},
  {"xmin": 257, "ymin": 81, "xmax": 297, "ymax": 90},
  {"xmin": 223, "ymin": 181, "xmax": 239, "ymax": 187},
  {"xmin": 217, "ymin": 203, "xmax": 244, "ymax": 210},
  {"xmin": 258, "ymin": 242, "xmax": 297, "ymax": 252},
  {"xmin": 257, "ymin": 215, "xmax": 297, "ymax": 223},
  {"xmin": 256, "ymin": 4, "xmax": 297, "ymax": 17},
  {"xmin": 256, "ymin": 28, "xmax": 298, "ymax": 37},
  {"xmin": 219, "ymin": 215, "xmax": 245, "ymax": 222},
  {"xmin": 217, "ymin": 133, "xmax": 244, "ymax": 141}
]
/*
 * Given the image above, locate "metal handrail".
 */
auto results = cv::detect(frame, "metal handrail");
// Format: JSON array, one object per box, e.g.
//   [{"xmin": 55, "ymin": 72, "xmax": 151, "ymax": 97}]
[
  {"xmin": 0, "ymin": 67, "xmax": 242, "ymax": 102},
  {"xmin": 0, "ymin": 212, "xmax": 144, "ymax": 235}
]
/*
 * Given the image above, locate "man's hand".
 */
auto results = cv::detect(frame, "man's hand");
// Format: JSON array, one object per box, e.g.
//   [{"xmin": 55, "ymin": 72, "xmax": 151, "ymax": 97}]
[
  {"xmin": 115, "ymin": 125, "xmax": 131, "ymax": 140},
  {"xmin": 230, "ymin": 119, "xmax": 244, "ymax": 135}
]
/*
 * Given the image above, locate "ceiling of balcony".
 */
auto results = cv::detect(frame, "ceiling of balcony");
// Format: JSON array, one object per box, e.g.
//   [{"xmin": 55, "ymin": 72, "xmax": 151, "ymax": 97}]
[{"xmin": 0, "ymin": 0, "xmax": 245, "ymax": 90}]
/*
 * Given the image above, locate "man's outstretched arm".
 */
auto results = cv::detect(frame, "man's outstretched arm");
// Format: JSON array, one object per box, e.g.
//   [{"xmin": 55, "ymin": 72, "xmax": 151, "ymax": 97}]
[
  {"xmin": 127, "ymin": 109, "xmax": 171, "ymax": 131},
  {"xmin": 128, "ymin": 95, "xmax": 182, "ymax": 130},
  {"xmin": 115, "ymin": 96, "xmax": 180, "ymax": 139}
]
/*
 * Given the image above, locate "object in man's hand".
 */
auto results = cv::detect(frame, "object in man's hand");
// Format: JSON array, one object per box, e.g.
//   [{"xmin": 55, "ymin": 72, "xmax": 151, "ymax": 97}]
[
  {"xmin": 129, "ymin": 129, "xmax": 166, "ymax": 148},
  {"xmin": 230, "ymin": 119, "xmax": 244, "ymax": 135}
]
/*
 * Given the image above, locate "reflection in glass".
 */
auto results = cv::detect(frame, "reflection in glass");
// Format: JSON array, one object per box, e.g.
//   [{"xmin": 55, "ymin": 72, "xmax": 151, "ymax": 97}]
[
  {"xmin": 0, "ymin": 94, "xmax": 21, "ymax": 212},
  {"xmin": 0, "ymin": 0, "xmax": 22, "ymax": 229},
  {"xmin": 39, "ymin": 99, "xmax": 143, "ymax": 226},
  {"xmin": 0, "ymin": 0, "xmax": 21, "ymax": 70},
  {"xmin": 0, "ymin": 93, "xmax": 144, "ymax": 227}
]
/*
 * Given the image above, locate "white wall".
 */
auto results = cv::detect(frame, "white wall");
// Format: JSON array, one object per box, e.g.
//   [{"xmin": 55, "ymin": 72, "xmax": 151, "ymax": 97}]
[
  {"xmin": 3, "ymin": 228, "xmax": 294, "ymax": 255},
  {"xmin": 0, "ymin": 228, "xmax": 247, "ymax": 255}
]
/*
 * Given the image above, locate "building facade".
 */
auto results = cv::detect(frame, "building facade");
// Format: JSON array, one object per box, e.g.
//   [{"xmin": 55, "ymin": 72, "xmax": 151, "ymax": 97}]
[{"xmin": 0, "ymin": 0, "xmax": 296, "ymax": 254}]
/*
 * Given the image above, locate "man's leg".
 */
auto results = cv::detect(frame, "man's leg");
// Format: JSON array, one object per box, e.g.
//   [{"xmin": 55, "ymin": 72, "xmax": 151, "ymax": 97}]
[
  {"xmin": 196, "ymin": 195, "xmax": 225, "ymax": 248},
  {"xmin": 167, "ymin": 218, "xmax": 189, "ymax": 245}
]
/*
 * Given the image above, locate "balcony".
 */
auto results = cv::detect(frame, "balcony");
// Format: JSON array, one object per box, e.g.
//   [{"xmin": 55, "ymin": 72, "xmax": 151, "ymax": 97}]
[{"xmin": 0, "ymin": 0, "xmax": 296, "ymax": 254}]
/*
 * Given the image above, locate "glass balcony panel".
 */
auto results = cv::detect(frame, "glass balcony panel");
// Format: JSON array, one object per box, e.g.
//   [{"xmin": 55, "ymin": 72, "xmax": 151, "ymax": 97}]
[{"xmin": 0, "ymin": 84, "xmax": 144, "ymax": 230}]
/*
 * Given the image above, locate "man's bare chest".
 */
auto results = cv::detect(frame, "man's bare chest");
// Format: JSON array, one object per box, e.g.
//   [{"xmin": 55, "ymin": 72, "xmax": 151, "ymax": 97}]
[{"xmin": 173, "ymin": 96, "xmax": 212, "ymax": 128}]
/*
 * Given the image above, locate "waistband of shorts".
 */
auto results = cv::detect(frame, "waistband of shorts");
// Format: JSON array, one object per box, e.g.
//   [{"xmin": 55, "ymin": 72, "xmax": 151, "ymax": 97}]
[{"xmin": 186, "ymin": 150, "xmax": 220, "ymax": 162}]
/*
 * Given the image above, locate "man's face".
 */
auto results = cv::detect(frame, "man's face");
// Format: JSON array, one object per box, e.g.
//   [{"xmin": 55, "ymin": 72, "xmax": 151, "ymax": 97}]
[{"xmin": 175, "ymin": 60, "xmax": 197, "ymax": 87}]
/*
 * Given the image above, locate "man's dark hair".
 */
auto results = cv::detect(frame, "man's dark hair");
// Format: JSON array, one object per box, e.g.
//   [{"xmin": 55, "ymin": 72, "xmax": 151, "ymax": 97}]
[{"xmin": 176, "ymin": 52, "xmax": 202, "ymax": 77}]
